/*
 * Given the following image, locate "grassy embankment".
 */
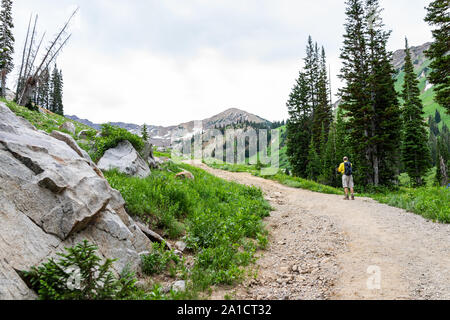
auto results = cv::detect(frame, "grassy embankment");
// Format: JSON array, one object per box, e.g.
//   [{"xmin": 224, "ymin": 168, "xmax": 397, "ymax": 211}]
[
  {"xmin": 206, "ymin": 161, "xmax": 450, "ymax": 224},
  {"xmin": 5, "ymin": 100, "xmax": 272, "ymax": 299}
]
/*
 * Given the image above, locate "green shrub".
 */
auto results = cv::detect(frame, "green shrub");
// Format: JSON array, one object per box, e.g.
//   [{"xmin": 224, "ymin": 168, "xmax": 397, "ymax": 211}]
[
  {"xmin": 372, "ymin": 187, "xmax": 450, "ymax": 223},
  {"xmin": 22, "ymin": 240, "xmax": 140, "ymax": 300},
  {"xmin": 141, "ymin": 242, "xmax": 184, "ymax": 276},
  {"xmin": 92, "ymin": 124, "xmax": 144, "ymax": 163}
]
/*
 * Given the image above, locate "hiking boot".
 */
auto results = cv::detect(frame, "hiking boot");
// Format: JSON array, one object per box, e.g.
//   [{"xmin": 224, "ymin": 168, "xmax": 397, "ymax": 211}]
[
  {"xmin": 351, "ymin": 195, "xmax": 355, "ymax": 200},
  {"xmin": 343, "ymin": 196, "xmax": 350, "ymax": 200}
]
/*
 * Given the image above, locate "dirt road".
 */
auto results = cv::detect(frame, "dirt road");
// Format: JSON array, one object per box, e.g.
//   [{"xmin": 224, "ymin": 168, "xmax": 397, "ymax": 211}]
[{"xmin": 189, "ymin": 161, "xmax": 450, "ymax": 300}]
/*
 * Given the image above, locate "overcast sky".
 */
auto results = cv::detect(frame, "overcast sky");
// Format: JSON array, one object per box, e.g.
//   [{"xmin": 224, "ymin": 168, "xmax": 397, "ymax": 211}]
[{"xmin": 11, "ymin": 0, "xmax": 434, "ymax": 126}]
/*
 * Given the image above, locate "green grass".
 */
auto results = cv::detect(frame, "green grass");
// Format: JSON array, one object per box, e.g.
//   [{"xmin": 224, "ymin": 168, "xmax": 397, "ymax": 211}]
[
  {"xmin": 104, "ymin": 162, "xmax": 271, "ymax": 294},
  {"xmin": 153, "ymin": 149, "xmax": 172, "ymax": 159},
  {"xmin": 2, "ymin": 98, "xmax": 93, "ymax": 137},
  {"xmin": 371, "ymin": 187, "xmax": 450, "ymax": 223}
]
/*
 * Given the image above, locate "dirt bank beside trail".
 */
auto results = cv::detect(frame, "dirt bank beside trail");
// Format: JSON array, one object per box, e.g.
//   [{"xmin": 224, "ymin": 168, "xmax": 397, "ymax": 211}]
[{"xmin": 189, "ymin": 161, "xmax": 450, "ymax": 300}]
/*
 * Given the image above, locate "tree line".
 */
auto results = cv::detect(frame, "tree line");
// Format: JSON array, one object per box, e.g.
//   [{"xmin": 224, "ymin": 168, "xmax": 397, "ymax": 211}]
[
  {"xmin": 287, "ymin": 0, "xmax": 449, "ymax": 188},
  {"xmin": 33, "ymin": 65, "xmax": 65, "ymax": 115}
]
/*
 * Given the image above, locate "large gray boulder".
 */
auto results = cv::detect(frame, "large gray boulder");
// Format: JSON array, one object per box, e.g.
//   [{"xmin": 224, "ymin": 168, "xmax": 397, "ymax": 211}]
[
  {"xmin": 59, "ymin": 122, "xmax": 76, "ymax": 136},
  {"xmin": 97, "ymin": 140, "xmax": 151, "ymax": 178},
  {"xmin": 142, "ymin": 142, "xmax": 159, "ymax": 169},
  {"xmin": 0, "ymin": 102, "xmax": 153, "ymax": 300}
]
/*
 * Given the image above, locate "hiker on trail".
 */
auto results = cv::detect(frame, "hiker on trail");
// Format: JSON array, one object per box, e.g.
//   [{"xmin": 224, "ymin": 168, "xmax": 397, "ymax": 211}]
[{"xmin": 338, "ymin": 157, "xmax": 355, "ymax": 201}]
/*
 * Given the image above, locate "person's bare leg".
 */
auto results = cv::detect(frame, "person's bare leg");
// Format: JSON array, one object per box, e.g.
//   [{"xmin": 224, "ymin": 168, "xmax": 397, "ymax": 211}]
[
  {"xmin": 344, "ymin": 188, "xmax": 349, "ymax": 200},
  {"xmin": 351, "ymin": 188, "xmax": 355, "ymax": 200}
]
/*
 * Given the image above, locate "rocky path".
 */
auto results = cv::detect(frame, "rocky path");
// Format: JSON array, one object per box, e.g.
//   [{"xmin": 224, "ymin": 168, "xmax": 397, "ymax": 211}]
[{"xmin": 189, "ymin": 161, "xmax": 450, "ymax": 300}]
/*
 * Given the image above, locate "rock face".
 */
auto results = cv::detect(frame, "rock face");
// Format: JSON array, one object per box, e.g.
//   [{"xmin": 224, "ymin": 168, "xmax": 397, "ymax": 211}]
[
  {"xmin": 392, "ymin": 42, "xmax": 432, "ymax": 72},
  {"xmin": 97, "ymin": 140, "xmax": 151, "ymax": 178},
  {"xmin": 59, "ymin": 122, "xmax": 76, "ymax": 135},
  {"xmin": 0, "ymin": 103, "xmax": 153, "ymax": 300},
  {"xmin": 142, "ymin": 142, "xmax": 159, "ymax": 169}
]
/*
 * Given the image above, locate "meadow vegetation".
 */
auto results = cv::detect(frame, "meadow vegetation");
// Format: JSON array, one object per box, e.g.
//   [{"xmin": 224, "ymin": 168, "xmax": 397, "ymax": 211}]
[{"xmin": 105, "ymin": 162, "xmax": 271, "ymax": 296}]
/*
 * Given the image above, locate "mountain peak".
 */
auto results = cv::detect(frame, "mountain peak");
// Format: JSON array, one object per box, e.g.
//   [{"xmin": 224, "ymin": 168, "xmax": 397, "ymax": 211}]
[{"xmin": 204, "ymin": 108, "xmax": 269, "ymax": 128}]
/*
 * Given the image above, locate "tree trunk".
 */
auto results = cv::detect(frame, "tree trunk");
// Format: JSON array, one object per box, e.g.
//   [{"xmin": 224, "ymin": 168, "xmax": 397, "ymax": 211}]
[
  {"xmin": 440, "ymin": 155, "xmax": 448, "ymax": 186},
  {"xmin": 373, "ymin": 153, "xmax": 379, "ymax": 187},
  {"xmin": 1, "ymin": 70, "xmax": 6, "ymax": 98}
]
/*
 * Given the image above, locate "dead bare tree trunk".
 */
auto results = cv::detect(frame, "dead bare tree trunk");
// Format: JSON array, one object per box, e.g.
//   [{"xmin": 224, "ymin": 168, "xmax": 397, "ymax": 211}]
[
  {"xmin": 15, "ymin": 14, "xmax": 33, "ymax": 101},
  {"xmin": 17, "ymin": 8, "xmax": 78, "ymax": 106}
]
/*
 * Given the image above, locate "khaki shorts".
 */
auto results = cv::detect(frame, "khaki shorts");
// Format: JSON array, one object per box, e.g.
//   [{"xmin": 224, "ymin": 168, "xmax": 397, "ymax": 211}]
[{"xmin": 342, "ymin": 175, "xmax": 354, "ymax": 189}]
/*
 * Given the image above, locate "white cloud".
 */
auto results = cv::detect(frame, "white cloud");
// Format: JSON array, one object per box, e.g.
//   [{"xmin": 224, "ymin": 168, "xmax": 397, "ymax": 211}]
[
  {"xmin": 60, "ymin": 47, "xmax": 298, "ymax": 125},
  {"xmin": 10, "ymin": 0, "xmax": 434, "ymax": 126}
]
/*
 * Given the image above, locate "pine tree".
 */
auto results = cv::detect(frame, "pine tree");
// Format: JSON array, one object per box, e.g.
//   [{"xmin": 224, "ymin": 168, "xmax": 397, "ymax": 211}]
[
  {"xmin": 339, "ymin": 0, "xmax": 371, "ymax": 185},
  {"xmin": 288, "ymin": 36, "xmax": 334, "ymax": 181},
  {"xmin": 366, "ymin": 0, "xmax": 402, "ymax": 185},
  {"xmin": 429, "ymin": 116, "xmax": 440, "ymax": 136},
  {"xmin": 306, "ymin": 137, "xmax": 320, "ymax": 180},
  {"xmin": 429, "ymin": 129, "xmax": 438, "ymax": 166},
  {"xmin": 335, "ymin": 107, "xmax": 352, "ymax": 161},
  {"xmin": 401, "ymin": 38, "xmax": 431, "ymax": 186},
  {"xmin": 57, "ymin": 70, "xmax": 64, "ymax": 115},
  {"xmin": 322, "ymin": 122, "xmax": 339, "ymax": 186},
  {"xmin": 36, "ymin": 67, "xmax": 50, "ymax": 109},
  {"xmin": 319, "ymin": 123, "xmax": 337, "ymax": 185},
  {"xmin": 286, "ymin": 72, "xmax": 312, "ymax": 178},
  {"xmin": 339, "ymin": 0, "xmax": 401, "ymax": 186},
  {"xmin": 436, "ymin": 141, "xmax": 442, "ymax": 185},
  {"xmin": 0, "ymin": 0, "xmax": 14, "ymax": 98},
  {"xmin": 49, "ymin": 66, "xmax": 64, "ymax": 115},
  {"xmin": 313, "ymin": 47, "xmax": 332, "ymax": 151},
  {"xmin": 434, "ymin": 109, "xmax": 442, "ymax": 124},
  {"xmin": 141, "ymin": 124, "xmax": 149, "ymax": 142},
  {"xmin": 304, "ymin": 36, "xmax": 319, "ymax": 113},
  {"xmin": 425, "ymin": 0, "xmax": 450, "ymax": 114}
]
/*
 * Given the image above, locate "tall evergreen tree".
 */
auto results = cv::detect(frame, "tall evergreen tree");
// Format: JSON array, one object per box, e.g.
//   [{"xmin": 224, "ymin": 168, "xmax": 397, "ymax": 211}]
[
  {"xmin": 339, "ymin": 0, "xmax": 401, "ymax": 186},
  {"xmin": 141, "ymin": 124, "xmax": 149, "ymax": 142},
  {"xmin": 306, "ymin": 137, "xmax": 320, "ymax": 180},
  {"xmin": 429, "ymin": 115, "xmax": 440, "ymax": 136},
  {"xmin": 49, "ymin": 66, "xmax": 64, "ymax": 115},
  {"xmin": 401, "ymin": 38, "xmax": 431, "ymax": 186},
  {"xmin": 321, "ymin": 122, "xmax": 340, "ymax": 187},
  {"xmin": 0, "ymin": 0, "xmax": 14, "ymax": 98},
  {"xmin": 313, "ymin": 47, "xmax": 333, "ymax": 151},
  {"xmin": 339, "ymin": 0, "xmax": 372, "ymax": 185},
  {"xmin": 286, "ymin": 72, "xmax": 312, "ymax": 177},
  {"xmin": 366, "ymin": 0, "xmax": 402, "ymax": 185},
  {"xmin": 425, "ymin": 0, "xmax": 450, "ymax": 115},
  {"xmin": 36, "ymin": 67, "xmax": 50, "ymax": 109},
  {"xmin": 434, "ymin": 109, "xmax": 442, "ymax": 124},
  {"xmin": 304, "ymin": 36, "xmax": 319, "ymax": 113}
]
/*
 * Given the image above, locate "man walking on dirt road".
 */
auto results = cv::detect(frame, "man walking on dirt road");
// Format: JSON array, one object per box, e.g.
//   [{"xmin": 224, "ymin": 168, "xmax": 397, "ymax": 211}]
[{"xmin": 338, "ymin": 157, "xmax": 355, "ymax": 200}]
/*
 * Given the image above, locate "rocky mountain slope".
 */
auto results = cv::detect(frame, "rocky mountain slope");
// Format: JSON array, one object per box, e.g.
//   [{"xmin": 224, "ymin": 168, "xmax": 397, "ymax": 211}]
[
  {"xmin": 392, "ymin": 42, "xmax": 432, "ymax": 72},
  {"xmin": 392, "ymin": 42, "xmax": 449, "ymax": 128},
  {"xmin": 68, "ymin": 108, "xmax": 270, "ymax": 147}
]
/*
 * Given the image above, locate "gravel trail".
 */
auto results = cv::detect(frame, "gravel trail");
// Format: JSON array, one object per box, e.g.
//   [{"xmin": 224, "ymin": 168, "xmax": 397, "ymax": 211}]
[{"xmin": 189, "ymin": 161, "xmax": 450, "ymax": 300}]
